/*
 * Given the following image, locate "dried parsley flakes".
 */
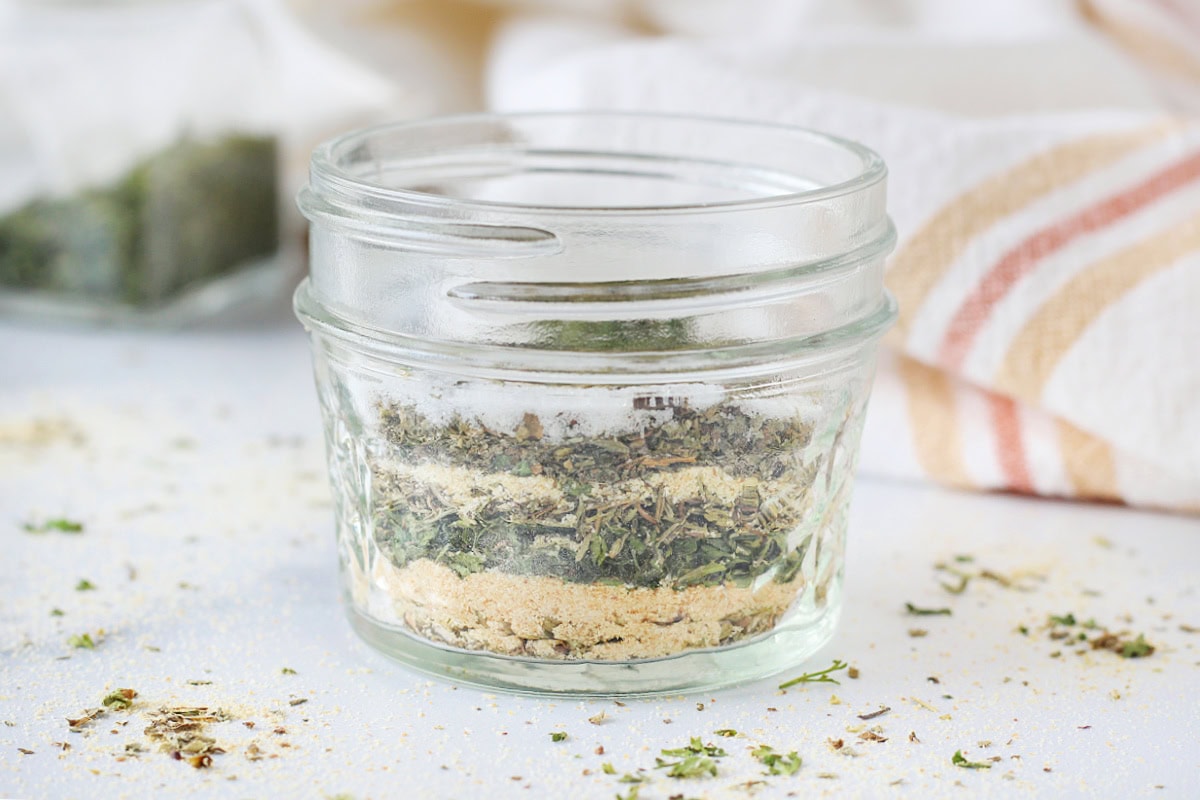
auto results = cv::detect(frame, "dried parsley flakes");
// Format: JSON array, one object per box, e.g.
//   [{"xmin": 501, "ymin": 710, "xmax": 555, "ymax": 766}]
[
  {"xmin": 751, "ymin": 744, "xmax": 802, "ymax": 776},
  {"xmin": 952, "ymin": 750, "xmax": 992, "ymax": 769},
  {"xmin": 778, "ymin": 659, "xmax": 848, "ymax": 689},
  {"xmin": 102, "ymin": 689, "xmax": 137, "ymax": 710},
  {"xmin": 22, "ymin": 518, "xmax": 83, "ymax": 534}
]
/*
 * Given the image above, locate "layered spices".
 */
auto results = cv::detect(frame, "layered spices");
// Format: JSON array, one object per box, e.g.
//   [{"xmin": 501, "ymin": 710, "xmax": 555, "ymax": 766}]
[{"xmin": 358, "ymin": 388, "xmax": 835, "ymax": 661}]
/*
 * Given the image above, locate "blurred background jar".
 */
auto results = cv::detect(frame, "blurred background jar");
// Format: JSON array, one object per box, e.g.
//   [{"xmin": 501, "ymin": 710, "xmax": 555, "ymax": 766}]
[{"xmin": 0, "ymin": 0, "xmax": 290, "ymax": 323}]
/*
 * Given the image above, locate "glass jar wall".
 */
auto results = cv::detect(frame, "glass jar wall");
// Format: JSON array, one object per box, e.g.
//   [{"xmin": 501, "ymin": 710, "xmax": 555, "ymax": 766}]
[{"xmin": 295, "ymin": 112, "xmax": 896, "ymax": 694}]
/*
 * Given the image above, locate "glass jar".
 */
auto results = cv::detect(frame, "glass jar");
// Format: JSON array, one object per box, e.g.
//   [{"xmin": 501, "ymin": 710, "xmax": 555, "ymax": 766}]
[
  {"xmin": 295, "ymin": 112, "xmax": 896, "ymax": 694},
  {"xmin": 0, "ymin": 0, "xmax": 283, "ymax": 323}
]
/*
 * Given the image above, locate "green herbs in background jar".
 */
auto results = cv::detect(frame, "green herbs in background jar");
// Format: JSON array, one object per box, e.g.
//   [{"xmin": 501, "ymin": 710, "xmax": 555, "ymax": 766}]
[
  {"xmin": 357, "ymin": 383, "xmax": 846, "ymax": 661},
  {"xmin": 0, "ymin": 135, "xmax": 277, "ymax": 308}
]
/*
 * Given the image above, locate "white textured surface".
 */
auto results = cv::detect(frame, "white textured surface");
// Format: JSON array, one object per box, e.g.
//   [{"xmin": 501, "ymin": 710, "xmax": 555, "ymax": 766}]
[{"xmin": 1, "ymin": 310, "xmax": 1198, "ymax": 799}]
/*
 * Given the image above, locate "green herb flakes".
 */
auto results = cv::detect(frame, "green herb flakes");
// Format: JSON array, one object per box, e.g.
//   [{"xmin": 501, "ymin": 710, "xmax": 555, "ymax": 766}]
[
  {"xmin": 778, "ymin": 659, "xmax": 848, "ymax": 689},
  {"xmin": 905, "ymin": 603, "xmax": 951, "ymax": 616},
  {"xmin": 1118, "ymin": 634, "xmax": 1154, "ymax": 659},
  {"xmin": 22, "ymin": 518, "xmax": 83, "ymax": 534},
  {"xmin": 660, "ymin": 737, "xmax": 727, "ymax": 758},
  {"xmin": 50, "ymin": 608, "xmax": 64, "ymax": 617},
  {"xmin": 281, "ymin": 667, "xmax": 298, "ymax": 675},
  {"xmin": 654, "ymin": 753, "xmax": 718, "ymax": 779},
  {"xmin": 601, "ymin": 763, "xmax": 617, "ymax": 775},
  {"xmin": 68, "ymin": 633, "xmax": 95, "ymax": 649},
  {"xmin": 952, "ymin": 750, "xmax": 992, "ymax": 769},
  {"xmin": 653, "ymin": 737, "xmax": 727, "ymax": 779},
  {"xmin": 101, "ymin": 688, "xmax": 137, "ymax": 710},
  {"xmin": 550, "ymin": 732, "xmax": 568, "ymax": 742},
  {"xmin": 74, "ymin": 579, "xmax": 96, "ymax": 592},
  {"xmin": 1049, "ymin": 613, "xmax": 1077, "ymax": 626},
  {"xmin": 751, "ymin": 744, "xmax": 802, "ymax": 776},
  {"xmin": 714, "ymin": 729, "xmax": 738, "ymax": 737}
]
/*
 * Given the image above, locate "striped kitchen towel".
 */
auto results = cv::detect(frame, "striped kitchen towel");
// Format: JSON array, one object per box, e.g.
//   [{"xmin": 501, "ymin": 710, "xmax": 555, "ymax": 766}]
[{"xmin": 479, "ymin": 0, "xmax": 1200, "ymax": 511}]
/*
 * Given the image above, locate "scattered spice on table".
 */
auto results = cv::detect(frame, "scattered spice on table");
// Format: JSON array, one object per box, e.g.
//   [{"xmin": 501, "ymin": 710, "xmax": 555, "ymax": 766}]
[
  {"xmin": 751, "ymin": 744, "xmax": 802, "ymax": 776},
  {"xmin": 101, "ymin": 689, "xmax": 137, "ymax": 710},
  {"xmin": 857, "ymin": 706, "xmax": 890, "ymax": 721},
  {"xmin": 952, "ymin": 750, "xmax": 992, "ymax": 769},
  {"xmin": 22, "ymin": 518, "xmax": 84, "ymax": 534},
  {"xmin": 67, "ymin": 633, "xmax": 95, "ymax": 649},
  {"xmin": 778, "ymin": 659, "xmax": 848, "ymax": 689},
  {"xmin": 905, "ymin": 603, "xmax": 951, "ymax": 616},
  {"xmin": 66, "ymin": 708, "xmax": 106, "ymax": 732}
]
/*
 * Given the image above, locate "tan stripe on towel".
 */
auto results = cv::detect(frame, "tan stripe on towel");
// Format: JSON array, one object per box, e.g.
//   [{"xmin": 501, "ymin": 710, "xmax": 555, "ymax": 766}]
[
  {"xmin": 886, "ymin": 125, "xmax": 1173, "ymax": 342},
  {"xmin": 1081, "ymin": 1, "xmax": 1200, "ymax": 84},
  {"xmin": 897, "ymin": 356, "xmax": 972, "ymax": 487},
  {"xmin": 995, "ymin": 209, "xmax": 1200, "ymax": 399},
  {"xmin": 1056, "ymin": 419, "xmax": 1119, "ymax": 502}
]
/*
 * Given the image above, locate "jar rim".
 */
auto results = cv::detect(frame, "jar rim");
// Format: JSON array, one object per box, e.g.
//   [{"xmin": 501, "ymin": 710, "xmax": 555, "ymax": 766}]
[{"xmin": 307, "ymin": 110, "xmax": 887, "ymax": 218}]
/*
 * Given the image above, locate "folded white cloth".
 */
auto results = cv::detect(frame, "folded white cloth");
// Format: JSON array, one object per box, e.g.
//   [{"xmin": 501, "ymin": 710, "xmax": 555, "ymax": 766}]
[{"xmin": 480, "ymin": 0, "xmax": 1200, "ymax": 512}]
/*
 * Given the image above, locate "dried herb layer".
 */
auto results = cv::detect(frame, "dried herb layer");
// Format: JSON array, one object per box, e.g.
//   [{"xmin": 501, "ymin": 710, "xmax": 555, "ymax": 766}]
[{"xmin": 371, "ymin": 400, "xmax": 819, "ymax": 589}]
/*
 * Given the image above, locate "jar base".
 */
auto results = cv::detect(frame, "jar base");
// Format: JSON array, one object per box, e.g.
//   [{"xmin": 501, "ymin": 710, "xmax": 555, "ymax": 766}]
[{"xmin": 346, "ymin": 595, "xmax": 842, "ymax": 697}]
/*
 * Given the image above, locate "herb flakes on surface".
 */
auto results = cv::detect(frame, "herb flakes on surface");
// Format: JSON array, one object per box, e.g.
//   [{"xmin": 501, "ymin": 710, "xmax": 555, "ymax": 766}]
[
  {"xmin": 143, "ymin": 706, "xmax": 230, "ymax": 765},
  {"xmin": 905, "ymin": 602, "xmax": 951, "ymax": 616},
  {"xmin": 654, "ymin": 754, "xmax": 718, "ymax": 779},
  {"xmin": 22, "ymin": 517, "xmax": 83, "ymax": 534},
  {"xmin": 1044, "ymin": 613, "xmax": 1156, "ymax": 658},
  {"xmin": 67, "ymin": 633, "xmax": 95, "ymax": 649},
  {"xmin": 952, "ymin": 750, "xmax": 992, "ymax": 769},
  {"xmin": 857, "ymin": 706, "xmax": 891, "ymax": 721},
  {"xmin": 101, "ymin": 689, "xmax": 137, "ymax": 710},
  {"xmin": 66, "ymin": 708, "xmax": 106, "ymax": 732},
  {"xmin": 779, "ymin": 659, "xmax": 848, "ymax": 689},
  {"xmin": 654, "ymin": 737, "xmax": 727, "ymax": 779},
  {"xmin": 751, "ymin": 744, "xmax": 802, "ymax": 776}
]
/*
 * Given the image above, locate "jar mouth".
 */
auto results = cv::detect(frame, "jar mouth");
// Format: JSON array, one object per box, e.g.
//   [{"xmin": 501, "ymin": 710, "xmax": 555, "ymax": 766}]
[
  {"xmin": 305, "ymin": 111, "xmax": 887, "ymax": 218},
  {"xmin": 294, "ymin": 278, "xmax": 897, "ymax": 384}
]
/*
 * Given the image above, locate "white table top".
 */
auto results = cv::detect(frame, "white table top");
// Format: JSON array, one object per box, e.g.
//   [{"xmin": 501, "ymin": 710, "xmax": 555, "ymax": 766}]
[{"xmin": 2, "ymin": 304, "xmax": 1198, "ymax": 800}]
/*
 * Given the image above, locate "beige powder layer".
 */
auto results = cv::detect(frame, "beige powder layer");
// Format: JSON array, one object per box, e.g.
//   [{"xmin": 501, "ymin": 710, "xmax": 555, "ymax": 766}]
[
  {"xmin": 374, "ymin": 461, "xmax": 801, "ymax": 523},
  {"xmin": 371, "ymin": 557, "xmax": 805, "ymax": 661}
]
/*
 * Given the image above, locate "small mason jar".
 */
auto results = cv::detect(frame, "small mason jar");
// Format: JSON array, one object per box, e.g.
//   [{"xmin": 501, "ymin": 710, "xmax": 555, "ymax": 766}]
[
  {"xmin": 0, "ymin": 0, "xmax": 283, "ymax": 323},
  {"xmin": 295, "ymin": 112, "xmax": 896, "ymax": 694}
]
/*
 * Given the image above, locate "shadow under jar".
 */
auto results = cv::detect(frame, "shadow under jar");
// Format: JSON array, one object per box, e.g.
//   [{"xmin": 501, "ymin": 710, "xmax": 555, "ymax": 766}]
[{"xmin": 295, "ymin": 112, "xmax": 896, "ymax": 695}]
